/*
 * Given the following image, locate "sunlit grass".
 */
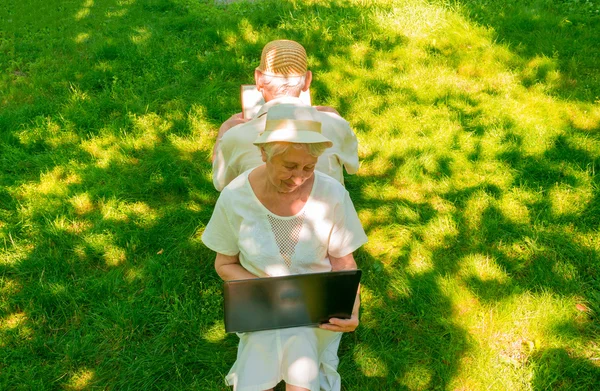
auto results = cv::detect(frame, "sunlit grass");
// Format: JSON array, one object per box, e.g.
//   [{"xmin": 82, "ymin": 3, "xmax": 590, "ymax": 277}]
[
  {"xmin": 65, "ymin": 368, "xmax": 96, "ymax": 391},
  {"xmin": 1, "ymin": 0, "xmax": 599, "ymax": 389},
  {"xmin": 353, "ymin": 344, "xmax": 390, "ymax": 377}
]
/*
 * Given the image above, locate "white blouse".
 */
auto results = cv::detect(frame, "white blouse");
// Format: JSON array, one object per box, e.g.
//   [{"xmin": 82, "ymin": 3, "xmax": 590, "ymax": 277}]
[{"xmin": 202, "ymin": 170, "xmax": 367, "ymax": 277}]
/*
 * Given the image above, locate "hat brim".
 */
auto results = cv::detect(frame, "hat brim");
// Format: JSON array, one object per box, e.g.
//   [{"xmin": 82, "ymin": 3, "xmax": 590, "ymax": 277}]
[{"xmin": 253, "ymin": 129, "xmax": 333, "ymax": 147}]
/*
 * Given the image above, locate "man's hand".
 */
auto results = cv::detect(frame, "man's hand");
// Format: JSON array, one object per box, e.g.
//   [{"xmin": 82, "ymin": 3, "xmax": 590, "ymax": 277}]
[
  {"xmin": 314, "ymin": 106, "xmax": 341, "ymax": 116},
  {"xmin": 218, "ymin": 112, "xmax": 248, "ymax": 139}
]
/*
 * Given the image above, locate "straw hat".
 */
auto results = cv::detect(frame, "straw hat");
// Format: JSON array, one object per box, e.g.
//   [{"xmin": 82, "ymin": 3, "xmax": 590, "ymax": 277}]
[
  {"xmin": 253, "ymin": 103, "xmax": 333, "ymax": 147},
  {"xmin": 256, "ymin": 40, "xmax": 308, "ymax": 77}
]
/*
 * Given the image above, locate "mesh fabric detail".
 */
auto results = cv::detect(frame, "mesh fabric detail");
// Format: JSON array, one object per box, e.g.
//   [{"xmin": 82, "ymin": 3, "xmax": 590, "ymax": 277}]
[{"xmin": 267, "ymin": 212, "xmax": 305, "ymax": 268}]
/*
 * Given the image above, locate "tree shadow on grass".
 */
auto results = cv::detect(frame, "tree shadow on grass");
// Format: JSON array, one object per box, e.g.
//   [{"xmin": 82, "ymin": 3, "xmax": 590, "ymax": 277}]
[
  {"xmin": 530, "ymin": 348, "xmax": 600, "ymax": 391},
  {"xmin": 335, "ymin": 248, "xmax": 469, "ymax": 390},
  {"xmin": 0, "ymin": 125, "xmax": 235, "ymax": 388},
  {"xmin": 3, "ymin": 0, "xmax": 600, "ymax": 389},
  {"xmin": 343, "ymin": 150, "xmax": 472, "ymax": 389},
  {"xmin": 458, "ymin": 0, "xmax": 600, "ymax": 103},
  {"xmin": 441, "ymin": 144, "xmax": 598, "ymax": 297},
  {"xmin": 0, "ymin": 0, "xmax": 409, "ymax": 388},
  {"xmin": 351, "ymin": 109, "xmax": 599, "ymax": 385},
  {"xmin": 441, "ymin": 137, "xmax": 599, "ymax": 337},
  {"xmin": 0, "ymin": 2, "xmax": 371, "ymax": 385}
]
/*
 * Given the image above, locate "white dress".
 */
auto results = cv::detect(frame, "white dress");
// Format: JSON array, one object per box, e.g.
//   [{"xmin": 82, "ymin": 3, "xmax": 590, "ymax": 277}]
[{"xmin": 202, "ymin": 170, "xmax": 368, "ymax": 391}]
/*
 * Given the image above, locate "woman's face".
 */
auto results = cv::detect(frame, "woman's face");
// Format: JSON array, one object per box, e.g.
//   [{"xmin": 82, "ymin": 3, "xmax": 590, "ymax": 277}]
[{"xmin": 264, "ymin": 145, "xmax": 318, "ymax": 193}]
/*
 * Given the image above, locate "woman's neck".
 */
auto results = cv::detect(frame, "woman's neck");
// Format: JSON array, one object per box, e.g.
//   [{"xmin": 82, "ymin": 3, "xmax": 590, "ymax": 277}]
[{"xmin": 249, "ymin": 166, "xmax": 314, "ymax": 217}]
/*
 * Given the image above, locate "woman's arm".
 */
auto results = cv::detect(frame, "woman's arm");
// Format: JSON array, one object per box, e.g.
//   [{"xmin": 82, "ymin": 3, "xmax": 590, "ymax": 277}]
[
  {"xmin": 214, "ymin": 253, "xmax": 257, "ymax": 281},
  {"xmin": 319, "ymin": 253, "xmax": 360, "ymax": 333}
]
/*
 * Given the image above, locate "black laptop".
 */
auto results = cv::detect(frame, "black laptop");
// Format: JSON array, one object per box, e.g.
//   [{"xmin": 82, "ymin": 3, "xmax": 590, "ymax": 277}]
[{"xmin": 223, "ymin": 270, "xmax": 362, "ymax": 333}]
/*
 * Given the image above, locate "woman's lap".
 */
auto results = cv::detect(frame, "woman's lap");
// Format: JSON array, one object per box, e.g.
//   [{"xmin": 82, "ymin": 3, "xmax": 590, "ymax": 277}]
[{"xmin": 226, "ymin": 327, "xmax": 323, "ymax": 391}]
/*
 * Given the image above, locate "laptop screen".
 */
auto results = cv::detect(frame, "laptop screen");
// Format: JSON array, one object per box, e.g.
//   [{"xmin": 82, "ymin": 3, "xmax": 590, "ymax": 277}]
[{"xmin": 223, "ymin": 270, "xmax": 362, "ymax": 333}]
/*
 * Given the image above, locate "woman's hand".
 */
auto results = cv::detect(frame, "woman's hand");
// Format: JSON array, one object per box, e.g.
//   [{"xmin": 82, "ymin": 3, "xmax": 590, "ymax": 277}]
[
  {"xmin": 326, "ymin": 253, "xmax": 361, "ymax": 332},
  {"xmin": 319, "ymin": 314, "xmax": 359, "ymax": 332}
]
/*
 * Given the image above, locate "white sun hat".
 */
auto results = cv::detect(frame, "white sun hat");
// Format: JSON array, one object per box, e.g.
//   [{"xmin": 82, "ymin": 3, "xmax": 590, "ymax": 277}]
[{"xmin": 253, "ymin": 103, "xmax": 333, "ymax": 147}]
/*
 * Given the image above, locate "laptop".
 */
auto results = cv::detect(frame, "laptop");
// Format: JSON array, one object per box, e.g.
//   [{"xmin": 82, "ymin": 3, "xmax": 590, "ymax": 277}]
[{"xmin": 223, "ymin": 269, "xmax": 362, "ymax": 333}]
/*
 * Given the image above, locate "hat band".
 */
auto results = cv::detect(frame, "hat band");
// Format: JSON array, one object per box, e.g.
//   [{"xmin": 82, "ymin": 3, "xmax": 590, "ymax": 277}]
[
  {"xmin": 256, "ymin": 68, "xmax": 306, "ymax": 78},
  {"xmin": 265, "ymin": 119, "xmax": 322, "ymax": 133}
]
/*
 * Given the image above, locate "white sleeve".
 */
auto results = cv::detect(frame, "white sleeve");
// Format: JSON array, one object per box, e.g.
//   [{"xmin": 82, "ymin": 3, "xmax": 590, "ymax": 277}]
[
  {"xmin": 339, "ymin": 122, "xmax": 359, "ymax": 175},
  {"xmin": 212, "ymin": 140, "xmax": 228, "ymax": 192},
  {"xmin": 328, "ymin": 190, "xmax": 368, "ymax": 257},
  {"xmin": 201, "ymin": 193, "xmax": 239, "ymax": 256},
  {"xmin": 212, "ymin": 136, "xmax": 239, "ymax": 192}
]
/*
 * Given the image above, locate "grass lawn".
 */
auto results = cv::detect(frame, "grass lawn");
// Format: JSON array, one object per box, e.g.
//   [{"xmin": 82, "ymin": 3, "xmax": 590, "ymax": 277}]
[{"xmin": 1, "ymin": 0, "xmax": 599, "ymax": 389}]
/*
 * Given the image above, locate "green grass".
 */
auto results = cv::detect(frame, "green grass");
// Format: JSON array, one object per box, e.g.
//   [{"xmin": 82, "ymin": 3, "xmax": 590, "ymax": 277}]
[{"xmin": 1, "ymin": 0, "xmax": 599, "ymax": 389}]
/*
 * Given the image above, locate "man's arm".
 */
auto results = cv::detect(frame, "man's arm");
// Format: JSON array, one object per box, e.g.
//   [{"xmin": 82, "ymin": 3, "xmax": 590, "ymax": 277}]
[
  {"xmin": 212, "ymin": 132, "xmax": 237, "ymax": 192},
  {"xmin": 339, "ymin": 120, "xmax": 360, "ymax": 175},
  {"xmin": 212, "ymin": 113, "xmax": 249, "ymax": 162}
]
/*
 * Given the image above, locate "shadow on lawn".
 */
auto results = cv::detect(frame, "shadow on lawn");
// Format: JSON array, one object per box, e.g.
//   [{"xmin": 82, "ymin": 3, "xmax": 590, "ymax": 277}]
[
  {"xmin": 0, "ymin": 0, "xmax": 399, "ymax": 388},
  {"xmin": 530, "ymin": 348, "xmax": 600, "ymax": 390},
  {"xmin": 345, "ymin": 161, "xmax": 470, "ymax": 390},
  {"xmin": 344, "ymin": 76, "xmax": 598, "ymax": 386},
  {"xmin": 2, "ymin": 0, "xmax": 600, "ymax": 390},
  {"xmin": 345, "ymin": 248, "xmax": 469, "ymax": 390},
  {"xmin": 1, "ymin": 1, "xmax": 234, "ymax": 388},
  {"xmin": 349, "ymin": 140, "xmax": 598, "ymax": 388},
  {"xmin": 0, "ymin": 130, "xmax": 234, "ymax": 388},
  {"xmin": 458, "ymin": 0, "xmax": 600, "ymax": 103}
]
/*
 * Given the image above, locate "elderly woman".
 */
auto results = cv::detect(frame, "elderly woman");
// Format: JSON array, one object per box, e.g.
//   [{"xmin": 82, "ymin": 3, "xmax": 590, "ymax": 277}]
[{"xmin": 202, "ymin": 103, "xmax": 367, "ymax": 391}]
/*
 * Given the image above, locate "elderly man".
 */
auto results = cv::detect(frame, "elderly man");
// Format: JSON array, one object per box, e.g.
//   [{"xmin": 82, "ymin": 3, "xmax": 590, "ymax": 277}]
[{"xmin": 212, "ymin": 39, "xmax": 359, "ymax": 192}]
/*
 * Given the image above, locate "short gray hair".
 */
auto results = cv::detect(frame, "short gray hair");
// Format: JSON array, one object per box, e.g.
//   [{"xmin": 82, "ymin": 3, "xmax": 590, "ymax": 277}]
[
  {"xmin": 258, "ymin": 73, "xmax": 306, "ymax": 98},
  {"xmin": 258, "ymin": 142, "xmax": 329, "ymax": 162}
]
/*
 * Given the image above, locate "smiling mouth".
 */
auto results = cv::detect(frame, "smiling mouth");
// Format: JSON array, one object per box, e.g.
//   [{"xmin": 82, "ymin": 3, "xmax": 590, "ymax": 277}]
[{"xmin": 283, "ymin": 181, "xmax": 299, "ymax": 190}]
